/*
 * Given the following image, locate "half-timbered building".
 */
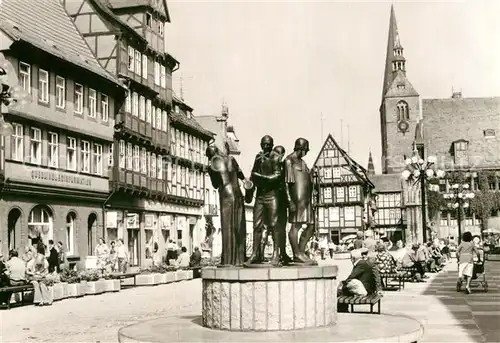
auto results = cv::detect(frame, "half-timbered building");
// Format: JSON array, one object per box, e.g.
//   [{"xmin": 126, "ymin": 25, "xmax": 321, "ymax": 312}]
[
  {"xmin": 0, "ymin": 0, "xmax": 125, "ymax": 267},
  {"xmin": 63, "ymin": 0, "xmax": 212, "ymax": 266},
  {"xmin": 312, "ymin": 134, "xmax": 374, "ymax": 244}
]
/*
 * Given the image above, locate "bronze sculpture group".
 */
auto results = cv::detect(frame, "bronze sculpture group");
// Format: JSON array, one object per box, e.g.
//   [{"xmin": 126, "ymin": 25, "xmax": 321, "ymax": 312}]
[{"xmin": 206, "ymin": 136, "xmax": 317, "ymax": 267}]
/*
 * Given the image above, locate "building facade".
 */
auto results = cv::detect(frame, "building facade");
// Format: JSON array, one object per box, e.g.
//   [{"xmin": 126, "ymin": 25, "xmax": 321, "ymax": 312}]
[
  {"xmin": 312, "ymin": 134, "xmax": 374, "ymax": 243},
  {"xmin": 0, "ymin": 0, "xmax": 125, "ymax": 267},
  {"xmin": 64, "ymin": 0, "xmax": 213, "ymax": 267},
  {"xmin": 377, "ymin": 5, "xmax": 500, "ymax": 243}
]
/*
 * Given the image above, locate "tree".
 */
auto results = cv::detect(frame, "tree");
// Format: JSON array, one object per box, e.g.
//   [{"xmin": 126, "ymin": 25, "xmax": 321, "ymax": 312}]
[{"xmin": 470, "ymin": 171, "xmax": 496, "ymax": 233}]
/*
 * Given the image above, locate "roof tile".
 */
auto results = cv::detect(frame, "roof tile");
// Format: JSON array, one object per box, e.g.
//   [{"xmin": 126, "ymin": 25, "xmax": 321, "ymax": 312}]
[{"xmin": 0, "ymin": 0, "xmax": 120, "ymax": 86}]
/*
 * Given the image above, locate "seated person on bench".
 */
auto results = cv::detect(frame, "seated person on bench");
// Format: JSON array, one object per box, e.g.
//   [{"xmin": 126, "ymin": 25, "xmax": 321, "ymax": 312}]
[
  {"xmin": 0, "ymin": 252, "xmax": 11, "ymax": 306},
  {"xmin": 338, "ymin": 248, "xmax": 383, "ymax": 312},
  {"xmin": 6, "ymin": 250, "xmax": 27, "ymax": 286},
  {"xmin": 402, "ymin": 244, "xmax": 426, "ymax": 282}
]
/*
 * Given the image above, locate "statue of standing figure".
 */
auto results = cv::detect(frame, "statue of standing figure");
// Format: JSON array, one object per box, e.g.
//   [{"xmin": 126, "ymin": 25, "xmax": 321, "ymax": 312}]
[
  {"xmin": 206, "ymin": 145, "xmax": 247, "ymax": 266},
  {"xmin": 284, "ymin": 138, "xmax": 317, "ymax": 265},
  {"xmin": 246, "ymin": 136, "xmax": 290, "ymax": 266}
]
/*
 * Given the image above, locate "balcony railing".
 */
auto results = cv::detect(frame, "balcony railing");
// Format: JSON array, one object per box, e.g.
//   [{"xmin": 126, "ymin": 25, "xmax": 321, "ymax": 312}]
[{"xmin": 204, "ymin": 204, "xmax": 218, "ymax": 216}]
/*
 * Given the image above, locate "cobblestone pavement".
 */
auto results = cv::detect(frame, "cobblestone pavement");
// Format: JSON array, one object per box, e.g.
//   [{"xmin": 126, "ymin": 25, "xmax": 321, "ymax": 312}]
[{"xmin": 2, "ymin": 259, "xmax": 499, "ymax": 343}]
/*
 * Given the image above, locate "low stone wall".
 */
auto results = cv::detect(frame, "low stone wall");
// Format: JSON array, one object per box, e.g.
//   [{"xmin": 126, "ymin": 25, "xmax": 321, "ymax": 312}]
[{"xmin": 201, "ymin": 265, "xmax": 338, "ymax": 331}]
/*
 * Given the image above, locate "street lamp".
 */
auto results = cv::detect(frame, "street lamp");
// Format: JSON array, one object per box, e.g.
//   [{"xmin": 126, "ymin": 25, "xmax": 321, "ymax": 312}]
[
  {"xmin": 443, "ymin": 183, "xmax": 475, "ymax": 243},
  {"xmin": 401, "ymin": 152, "xmax": 445, "ymax": 243}
]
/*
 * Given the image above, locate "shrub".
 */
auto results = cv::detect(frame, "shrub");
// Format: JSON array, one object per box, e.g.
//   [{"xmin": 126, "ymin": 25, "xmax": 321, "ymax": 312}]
[
  {"xmin": 59, "ymin": 269, "xmax": 81, "ymax": 284},
  {"xmin": 79, "ymin": 270, "xmax": 101, "ymax": 282}
]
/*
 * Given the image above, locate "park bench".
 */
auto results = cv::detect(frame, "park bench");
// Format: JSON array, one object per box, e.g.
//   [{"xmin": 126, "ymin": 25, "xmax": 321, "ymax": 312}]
[
  {"xmin": 0, "ymin": 283, "xmax": 34, "ymax": 310},
  {"xmin": 400, "ymin": 266, "xmax": 419, "ymax": 281},
  {"xmin": 380, "ymin": 271, "xmax": 405, "ymax": 290},
  {"xmin": 109, "ymin": 272, "xmax": 139, "ymax": 288},
  {"xmin": 337, "ymin": 293, "xmax": 383, "ymax": 314}
]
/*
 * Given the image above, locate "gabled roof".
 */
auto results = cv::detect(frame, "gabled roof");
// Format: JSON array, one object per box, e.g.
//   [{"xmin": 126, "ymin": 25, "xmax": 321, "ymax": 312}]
[
  {"xmin": 195, "ymin": 115, "xmax": 240, "ymax": 155},
  {"xmin": 106, "ymin": 0, "xmax": 170, "ymax": 22},
  {"xmin": 421, "ymin": 96, "xmax": 500, "ymax": 169},
  {"xmin": 312, "ymin": 133, "xmax": 374, "ymax": 188},
  {"xmin": 170, "ymin": 112, "xmax": 214, "ymax": 140},
  {"xmin": 369, "ymin": 174, "xmax": 403, "ymax": 193},
  {"xmin": 0, "ymin": 0, "xmax": 120, "ymax": 87},
  {"xmin": 384, "ymin": 70, "xmax": 419, "ymax": 98}
]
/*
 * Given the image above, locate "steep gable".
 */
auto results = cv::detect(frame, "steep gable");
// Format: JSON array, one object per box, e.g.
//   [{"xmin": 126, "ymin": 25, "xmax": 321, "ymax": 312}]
[
  {"xmin": 313, "ymin": 134, "xmax": 374, "ymax": 187},
  {"xmin": 384, "ymin": 70, "xmax": 419, "ymax": 98},
  {"xmin": 106, "ymin": 0, "xmax": 170, "ymax": 22}
]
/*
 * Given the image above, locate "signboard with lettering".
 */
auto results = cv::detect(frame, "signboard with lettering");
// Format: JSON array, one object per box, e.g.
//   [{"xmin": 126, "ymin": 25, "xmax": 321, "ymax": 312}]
[
  {"xmin": 5, "ymin": 162, "xmax": 109, "ymax": 193},
  {"xmin": 141, "ymin": 199, "xmax": 202, "ymax": 216}
]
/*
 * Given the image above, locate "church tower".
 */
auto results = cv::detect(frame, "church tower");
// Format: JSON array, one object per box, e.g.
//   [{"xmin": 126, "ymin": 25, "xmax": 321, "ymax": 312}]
[
  {"xmin": 380, "ymin": 5, "xmax": 420, "ymax": 174},
  {"xmin": 367, "ymin": 151, "xmax": 375, "ymax": 176}
]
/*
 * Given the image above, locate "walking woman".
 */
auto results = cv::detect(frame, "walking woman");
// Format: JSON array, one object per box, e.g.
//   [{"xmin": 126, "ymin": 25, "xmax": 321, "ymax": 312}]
[{"xmin": 457, "ymin": 231, "xmax": 482, "ymax": 294}]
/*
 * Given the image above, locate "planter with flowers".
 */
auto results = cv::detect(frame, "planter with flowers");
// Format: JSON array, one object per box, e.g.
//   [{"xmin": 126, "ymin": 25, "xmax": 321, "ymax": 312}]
[
  {"xmin": 46, "ymin": 273, "xmax": 66, "ymax": 301},
  {"xmin": 60, "ymin": 270, "xmax": 84, "ymax": 298},
  {"xmin": 80, "ymin": 270, "xmax": 107, "ymax": 295},
  {"xmin": 102, "ymin": 274, "xmax": 121, "ymax": 292},
  {"xmin": 135, "ymin": 268, "xmax": 161, "ymax": 286}
]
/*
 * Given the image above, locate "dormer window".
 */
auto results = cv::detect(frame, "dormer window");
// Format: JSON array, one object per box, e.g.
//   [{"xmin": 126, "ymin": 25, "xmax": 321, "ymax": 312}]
[
  {"xmin": 397, "ymin": 83, "xmax": 406, "ymax": 90},
  {"xmin": 174, "ymin": 105, "xmax": 179, "ymax": 113},
  {"xmin": 146, "ymin": 13, "xmax": 152, "ymax": 28},
  {"xmin": 396, "ymin": 100, "xmax": 409, "ymax": 121},
  {"xmin": 453, "ymin": 140, "xmax": 469, "ymax": 166},
  {"xmin": 484, "ymin": 129, "xmax": 496, "ymax": 138}
]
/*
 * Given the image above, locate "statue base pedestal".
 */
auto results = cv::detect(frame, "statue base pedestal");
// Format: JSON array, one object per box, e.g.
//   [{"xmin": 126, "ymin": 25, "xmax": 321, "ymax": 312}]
[{"xmin": 201, "ymin": 265, "xmax": 338, "ymax": 331}]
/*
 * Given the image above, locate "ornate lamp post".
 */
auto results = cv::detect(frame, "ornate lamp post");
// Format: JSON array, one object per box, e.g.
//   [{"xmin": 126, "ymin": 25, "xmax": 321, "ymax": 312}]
[
  {"xmin": 401, "ymin": 153, "xmax": 445, "ymax": 243},
  {"xmin": 443, "ymin": 183, "xmax": 475, "ymax": 243}
]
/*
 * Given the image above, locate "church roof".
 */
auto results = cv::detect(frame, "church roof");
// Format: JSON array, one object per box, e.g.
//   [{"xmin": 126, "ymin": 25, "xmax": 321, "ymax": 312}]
[
  {"xmin": 384, "ymin": 70, "xmax": 419, "ymax": 98},
  {"xmin": 421, "ymin": 96, "xmax": 500, "ymax": 169},
  {"xmin": 369, "ymin": 174, "xmax": 403, "ymax": 193},
  {"xmin": 0, "ymin": 0, "xmax": 121, "ymax": 86}
]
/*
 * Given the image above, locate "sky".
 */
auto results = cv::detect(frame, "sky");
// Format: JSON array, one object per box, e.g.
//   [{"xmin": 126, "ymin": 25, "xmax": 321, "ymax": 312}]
[{"xmin": 167, "ymin": 0, "xmax": 500, "ymax": 174}]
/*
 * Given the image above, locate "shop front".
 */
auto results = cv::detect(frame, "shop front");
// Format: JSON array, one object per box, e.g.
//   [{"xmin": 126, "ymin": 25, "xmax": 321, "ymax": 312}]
[
  {"xmin": 104, "ymin": 199, "xmax": 204, "ymax": 268},
  {"xmin": 1, "ymin": 162, "xmax": 109, "ymax": 269}
]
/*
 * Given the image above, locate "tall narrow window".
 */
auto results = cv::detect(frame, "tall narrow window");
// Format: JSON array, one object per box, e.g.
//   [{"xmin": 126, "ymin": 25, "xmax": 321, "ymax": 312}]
[
  {"xmin": 151, "ymin": 106, "xmax": 156, "ymax": 128},
  {"xmin": 161, "ymin": 110, "xmax": 167, "ymax": 132},
  {"xmin": 88, "ymin": 88, "xmax": 97, "ymax": 118},
  {"xmin": 125, "ymin": 91, "xmax": 131, "ymax": 113},
  {"xmin": 139, "ymin": 96, "xmax": 145, "ymax": 120},
  {"xmin": 396, "ymin": 101, "xmax": 409, "ymax": 121},
  {"xmin": 38, "ymin": 69, "xmax": 49, "ymax": 103},
  {"xmin": 48, "ymin": 132, "xmax": 59, "ymax": 168},
  {"xmin": 146, "ymin": 99, "xmax": 152, "ymax": 123},
  {"xmin": 81, "ymin": 140, "xmax": 91, "ymax": 173},
  {"xmin": 132, "ymin": 92, "xmax": 139, "ymax": 117},
  {"xmin": 19, "ymin": 62, "xmax": 31, "ymax": 93},
  {"xmin": 336, "ymin": 187, "xmax": 345, "ymax": 201},
  {"xmin": 119, "ymin": 140, "xmax": 125, "ymax": 168},
  {"xmin": 150, "ymin": 153, "xmax": 157, "ymax": 178},
  {"xmin": 157, "ymin": 155, "xmax": 163, "ymax": 179},
  {"xmin": 66, "ymin": 213, "xmax": 76, "ymax": 256},
  {"xmin": 101, "ymin": 94, "xmax": 109, "ymax": 122},
  {"xmin": 135, "ymin": 51, "xmax": 141, "ymax": 76},
  {"xmin": 141, "ymin": 148, "xmax": 147, "ymax": 174},
  {"xmin": 158, "ymin": 21, "xmax": 164, "ymax": 36},
  {"xmin": 11, "ymin": 123, "xmax": 24, "ymax": 162},
  {"xmin": 160, "ymin": 65, "xmax": 166, "ymax": 88},
  {"xmin": 74, "ymin": 84, "xmax": 84, "ymax": 114},
  {"xmin": 56, "ymin": 76, "xmax": 65, "ymax": 109},
  {"xmin": 133, "ymin": 145, "xmax": 140, "ymax": 172},
  {"xmin": 30, "ymin": 127, "xmax": 41, "ymax": 164},
  {"xmin": 67, "ymin": 137, "xmax": 77, "ymax": 171},
  {"xmin": 156, "ymin": 108, "xmax": 161, "ymax": 130},
  {"xmin": 92, "ymin": 143, "xmax": 103, "ymax": 175},
  {"xmin": 126, "ymin": 143, "xmax": 133, "ymax": 170},
  {"xmin": 108, "ymin": 143, "xmax": 114, "ymax": 167},
  {"xmin": 142, "ymin": 55, "xmax": 148, "ymax": 79},
  {"xmin": 154, "ymin": 62, "xmax": 160, "ymax": 85},
  {"xmin": 128, "ymin": 46, "xmax": 135, "ymax": 71}
]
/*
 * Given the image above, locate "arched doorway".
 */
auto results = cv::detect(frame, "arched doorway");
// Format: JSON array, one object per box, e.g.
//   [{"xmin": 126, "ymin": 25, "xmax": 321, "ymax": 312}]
[
  {"xmin": 7, "ymin": 208, "xmax": 22, "ymax": 251},
  {"xmin": 88, "ymin": 213, "xmax": 97, "ymax": 256},
  {"xmin": 28, "ymin": 205, "xmax": 53, "ymax": 247},
  {"xmin": 66, "ymin": 212, "xmax": 77, "ymax": 256}
]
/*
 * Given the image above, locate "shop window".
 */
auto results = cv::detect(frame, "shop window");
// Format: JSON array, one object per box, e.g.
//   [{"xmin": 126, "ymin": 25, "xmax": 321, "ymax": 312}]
[
  {"xmin": 88, "ymin": 213, "xmax": 97, "ymax": 255},
  {"xmin": 66, "ymin": 212, "xmax": 76, "ymax": 256}
]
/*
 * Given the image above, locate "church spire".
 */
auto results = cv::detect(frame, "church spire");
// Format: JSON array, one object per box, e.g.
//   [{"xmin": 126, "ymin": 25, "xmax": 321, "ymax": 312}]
[
  {"xmin": 367, "ymin": 151, "xmax": 375, "ymax": 175},
  {"xmin": 381, "ymin": 4, "xmax": 407, "ymax": 99}
]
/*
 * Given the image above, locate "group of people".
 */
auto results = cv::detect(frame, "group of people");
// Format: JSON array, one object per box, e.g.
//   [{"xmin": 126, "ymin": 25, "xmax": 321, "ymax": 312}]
[
  {"xmin": 0, "ymin": 239, "xmax": 66, "ymax": 307},
  {"xmin": 94, "ymin": 238, "xmax": 130, "ymax": 273}
]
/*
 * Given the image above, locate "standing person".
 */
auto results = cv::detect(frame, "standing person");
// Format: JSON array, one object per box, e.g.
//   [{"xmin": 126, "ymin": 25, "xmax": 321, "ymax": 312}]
[
  {"xmin": 319, "ymin": 238, "xmax": 327, "ymax": 260},
  {"xmin": 362, "ymin": 230, "xmax": 377, "ymax": 254},
  {"xmin": 57, "ymin": 242, "xmax": 66, "ymax": 271},
  {"xmin": 457, "ymin": 232, "xmax": 481, "ymax": 294},
  {"xmin": 116, "ymin": 239, "xmax": 128, "ymax": 273},
  {"xmin": 47, "ymin": 240, "xmax": 59, "ymax": 274},
  {"xmin": 190, "ymin": 247, "xmax": 202, "ymax": 267},
  {"xmin": 328, "ymin": 240, "xmax": 336, "ymax": 259},
  {"xmin": 95, "ymin": 238, "xmax": 109, "ymax": 272},
  {"xmin": 353, "ymin": 231, "xmax": 364, "ymax": 249},
  {"xmin": 166, "ymin": 239, "xmax": 178, "ymax": 265},
  {"xmin": 108, "ymin": 241, "xmax": 117, "ymax": 272}
]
